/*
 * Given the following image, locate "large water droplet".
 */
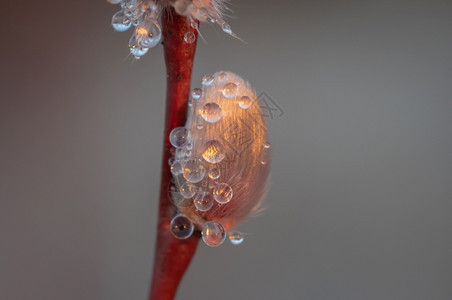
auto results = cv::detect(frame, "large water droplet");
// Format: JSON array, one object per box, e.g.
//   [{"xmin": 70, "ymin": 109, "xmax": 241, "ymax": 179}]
[
  {"xmin": 221, "ymin": 22, "xmax": 232, "ymax": 35},
  {"xmin": 194, "ymin": 192, "xmax": 214, "ymax": 211},
  {"xmin": 213, "ymin": 183, "xmax": 233, "ymax": 204},
  {"xmin": 202, "ymin": 221, "xmax": 226, "ymax": 247},
  {"xmin": 112, "ymin": 10, "xmax": 131, "ymax": 32},
  {"xmin": 222, "ymin": 82, "xmax": 238, "ymax": 99},
  {"xmin": 182, "ymin": 158, "xmax": 206, "ymax": 183},
  {"xmin": 201, "ymin": 140, "xmax": 225, "ymax": 163},
  {"xmin": 169, "ymin": 127, "xmax": 189, "ymax": 148},
  {"xmin": 201, "ymin": 103, "xmax": 222, "ymax": 123},
  {"xmin": 228, "ymin": 231, "xmax": 244, "ymax": 245},
  {"xmin": 170, "ymin": 214, "xmax": 194, "ymax": 239},
  {"xmin": 238, "ymin": 95, "xmax": 253, "ymax": 109}
]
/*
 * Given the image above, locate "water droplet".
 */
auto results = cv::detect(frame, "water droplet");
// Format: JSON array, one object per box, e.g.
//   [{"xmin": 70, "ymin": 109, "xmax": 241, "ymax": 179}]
[
  {"xmin": 201, "ymin": 140, "xmax": 225, "ymax": 163},
  {"xmin": 168, "ymin": 157, "xmax": 175, "ymax": 166},
  {"xmin": 169, "ymin": 127, "xmax": 189, "ymax": 148},
  {"xmin": 263, "ymin": 141, "xmax": 271, "ymax": 149},
  {"xmin": 168, "ymin": 181, "xmax": 191, "ymax": 207},
  {"xmin": 201, "ymin": 103, "xmax": 222, "ymax": 123},
  {"xmin": 228, "ymin": 231, "xmax": 244, "ymax": 245},
  {"xmin": 186, "ymin": 143, "xmax": 193, "ymax": 150},
  {"xmin": 213, "ymin": 183, "xmax": 233, "ymax": 204},
  {"xmin": 170, "ymin": 161, "xmax": 182, "ymax": 175},
  {"xmin": 208, "ymin": 167, "xmax": 220, "ymax": 179},
  {"xmin": 202, "ymin": 74, "xmax": 214, "ymax": 86},
  {"xmin": 182, "ymin": 158, "xmax": 206, "ymax": 183},
  {"xmin": 222, "ymin": 82, "xmax": 238, "ymax": 99},
  {"xmin": 192, "ymin": 88, "xmax": 202, "ymax": 100},
  {"xmin": 180, "ymin": 182, "xmax": 196, "ymax": 198},
  {"xmin": 129, "ymin": 34, "xmax": 149, "ymax": 57},
  {"xmin": 238, "ymin": 95, "xmax": 252, "ymax": 109},
  {"xmin": 202, "ymin": 221, "xmax": 226, "ymax": 247},
  {"xmin": 135, "ymin": 20, "xmax": 161, "ymax": 48},
  {"xmin": 184, "ymin": 32, "xmax": 196, "ymax": 44},
  {"xmin": 221, "ymin": 22, "xmax": 232, "ymax": 35},
  {"xmin": 170, "ymin": 214, "xmax": 194, "ymax": 239},
  {"xmin": 217, "ymin": 72, "xmax": 227, "ymax": 81},
  {"xmin": 194, "ymin": 193, "xmax": 214, "ymax": 211},
  {"xmin": 175, "ymin": 146, "xmax": 191, "ymax": 161},
  {"xmin": 112, "ymin": 10, "xmax": 131, "ymax": 32}
]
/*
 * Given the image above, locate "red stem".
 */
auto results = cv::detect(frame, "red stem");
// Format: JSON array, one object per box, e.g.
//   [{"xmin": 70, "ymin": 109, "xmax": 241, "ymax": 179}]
[{"xmin": 148, "ymin": 9, "xmax": 200, "ymax": 300}]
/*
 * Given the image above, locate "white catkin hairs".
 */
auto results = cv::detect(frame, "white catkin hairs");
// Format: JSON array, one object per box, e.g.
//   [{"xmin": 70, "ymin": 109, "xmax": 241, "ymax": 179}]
[
  {"xmin": 108, "ymin": 0, "xmax": 238, "ymax": 59},
  {"xmin": 168, "ymin": 71, "xmax": 271, "ymax": 247}
]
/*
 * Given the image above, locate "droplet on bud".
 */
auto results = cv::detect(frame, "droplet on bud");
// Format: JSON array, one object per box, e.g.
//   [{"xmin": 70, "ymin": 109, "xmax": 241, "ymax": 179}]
[
  {"xmin": 129, "ymin": 34, "xmax": 149, "ymax": 57},
  {"xmin": 135, "ymin": 20, "xmax": 161, "ymax": 48},
  {"xmin": 194, "ymin": 193, "xmax": 214, "ymax": 211},
  {"xmin": 238, "ymin": 95, "xmax": 253, "ymax": 109},
  {"xmin": 202, "ymin": 74, "xmax": 214, "ymax": 86},
  {"xmin": 208, "ymin": 167, "xmax": 220, "ymax": 179},
  {"xmin": 221, "ymin": 22, "xmax": 232, "ymax": 35},
  {"xmin": 170, "ymin": 162, "xmax": 182, "ymax": 175},
  {"xmin": 202, "ymin": 221, "xmax": 226, "ymax": 247},
  {"xmin": 222, "ymin": 82, "xmax": 238, "ymax": 99},
  {"xmin": 180, "ymin": 182, "xmax": 197, "ymax": 198},
  {"xmin": 192, "ymin": 88, "xmax": 202, "ymax": 100},
  {"xmin": 170, "ymin": 214, "xmax": 194, "ymax": 239},
  {"xmin": 182, "ymin": 157, "xmax": 206, "ymax": 183},
  {"xmin": 112, "ymin": 10, "xmax": 131, "ymax": 32},
  {"xmin": 228, "ymin": 231, "xmax": 244, "ymax": 245},
  {"xmin": 169, "ymin": 127, "xmax": 189, "ymax": 148},
  {"xmin": 213, "ymin": 183, "xmax": 233, "ymax": 204},
  {"xmin": 201, "ymin": 103, "xmax": 222, "ymax": 123},
  {"xmin": 202, "ymin": 140, "xmax": 225, "ymax": 163}
]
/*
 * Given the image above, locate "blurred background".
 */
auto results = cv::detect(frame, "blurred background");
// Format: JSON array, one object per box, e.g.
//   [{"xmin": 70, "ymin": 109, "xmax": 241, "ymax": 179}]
[{"xmin": 1, "ymin": 0, "xmax": 451, "ymax": 299}]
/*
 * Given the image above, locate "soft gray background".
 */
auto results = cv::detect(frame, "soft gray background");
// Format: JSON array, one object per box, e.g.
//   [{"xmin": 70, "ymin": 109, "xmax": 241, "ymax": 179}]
[{"xmin": 1, "ymin": 0, "xmax": 451, "ymax": 299}]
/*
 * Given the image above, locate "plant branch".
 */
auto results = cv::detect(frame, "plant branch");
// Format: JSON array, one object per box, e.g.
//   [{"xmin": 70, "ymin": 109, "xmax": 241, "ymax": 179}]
[{"xmin": 148, "ymin": 9, "xmax": 200, "ymax": 300}]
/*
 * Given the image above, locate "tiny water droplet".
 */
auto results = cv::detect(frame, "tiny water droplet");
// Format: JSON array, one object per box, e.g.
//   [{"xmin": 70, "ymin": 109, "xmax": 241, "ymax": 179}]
[
  {"xmin": 208, "ymin": 167, "xmax": 220, "ymax": 179},
  {"xmin": 194, "ymin": 192, "xmax": 214, "ymax": 211},
  {"xmin": 182, "ymin": 158, "xmax": 206, "ymax": 183},
  {"xmin": 202, "ymin": 74, "xmax": 214, "ymax": 86},
  {"xmin": 228, "ymin": 231, "xmax": 244, "ymax": 245},
  {"xmin": 222, "ymin": 82, "xmax": 238, "ymax": 99},
  {"xmin": 180, "ymin": 182, "xmax": 196, "ymax": 198},
  {"xmin": 202, "ymin": 140, "xmax": 225, "ymax": 163},
  {"xmin": 192, "ymin": 88, "xmax": 202, "ymax": 100},
  {"xmin": 112, "ymin": 10, "xmax": 131, "ymax": 32},
  {"xmin": 184, "ymin": 31, "xmax": 196, "ymax": 44},
  {"xmin": 170, "ymin": 161, "xmax": 182, "ymax": 175}
]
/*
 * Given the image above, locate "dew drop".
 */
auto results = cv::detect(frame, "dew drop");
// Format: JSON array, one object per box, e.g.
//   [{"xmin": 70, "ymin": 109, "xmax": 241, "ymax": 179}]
[
  {"xmin": 222, "ymin": 82, "xmax": 238, "ymax": 99},
  {"xmin": 112, "ymin": 10, "xmax": 132, "ymax": 32},
  {"xmin": 228, "ymin": 231, "xmax": 244, "ymax": 245},
  {"xmin": 169, "ymin": 127, "xmax": 189, "ymax": 148},
  {"xmin": 201, "ymin": 103, "xmax": 222, "ymax": 123},
  {"xmin": 192, "ymin": 88, "xmax": 202, "ymax": 100},
  {"xmin": 201, "ymin": 140, "xmax": 225, "ymax": 163},
  {"xmin": 217, "ymin": 72, "xmax": 227, "ymax": 81},
  {"xmin": 213, "ymin": 183, "xmax": 233, "ymax": 204},
  {"xmin": 170, "ymin": 161, "xmax": 182, "ymax": 175},
  {"xmin": 168, "ymin": 157, "xmax": 175, "ymax": 166},
  {"xmin": 221, "ymin": 22, "xmax": 232, "ymax": 35},
  {"xmin": 194, "ymin": 193, "xmax": 214, "ymax": 211},
  {"xmin": 184, "ymin": 32, "xmax": 196, "ymax": 44},
  {"xmin": 202, "ymin": 74, "xmax": 214, "ymax": 86},
  {"xmin": 238, "ymin": 95, "xmax": 252, "ymax": 109},
  {"xmin": 180, "ymin": 182, "xmax": 196, "ymax": 198},
  {"xmin": 182, "ymin": 158, "xmax": 206, "ymax": 183},
  {"xmin": 170, "ymin": 214, "xmax": 194, "ymax": 239},
  {"xmin": 135, "ymin": 20, "xmax": 161, "ymax": 48},
  {"xmin": 167, "ymin": 181, "xmax": 191, "ymax": 207},
  {"xmin": 129, "ymin": 34, "xmax": 149, "ymax": 57},
  {"xmin": 263, "ymin": 141, "xmax": 271, "ymax": 149},
  {"xmin": 202, "ymin": 221, "xmax": 226, "ymax": 247},
  {"xmin": 208, "ymin": 167, "xmax": 220, "ymax": 180}
]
